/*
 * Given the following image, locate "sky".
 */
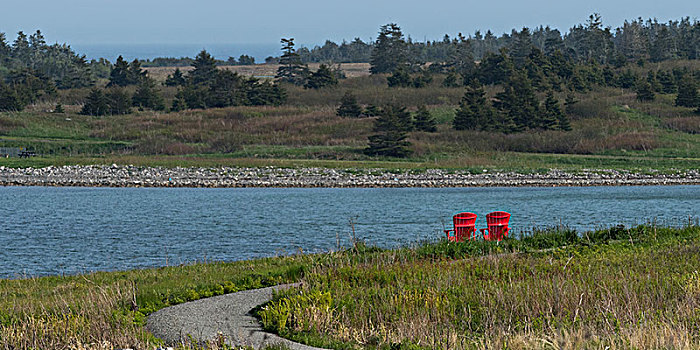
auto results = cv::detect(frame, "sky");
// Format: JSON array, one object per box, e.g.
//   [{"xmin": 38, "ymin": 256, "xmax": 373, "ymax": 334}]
[{"xmin": 1, "ymin": 0, "xmax": 697, "ymax": 56}]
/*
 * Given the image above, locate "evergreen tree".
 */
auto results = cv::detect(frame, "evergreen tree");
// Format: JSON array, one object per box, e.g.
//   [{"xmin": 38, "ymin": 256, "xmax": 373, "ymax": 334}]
[
  {"xmin": 494, "ymin": 70, "xmax": 540, "ymax": 131},
  {"xmin": 364, "ymin": 105, "xmax": 382, "ymax": 117},
  {"xmin": 53, "ymin": 103, "xmax": 64, "ymax": 113},
  {"xmin": 105, "ymin": 88, "xmax": 132, "ymax": 115},
  {"xmin": 276, "ymin": 38, "xmax": 309, "ymax": 85},
  {"xmin": 132, "ymin": 78, "xmax": 165, "ymax": 111},
  {"xmin": 336, "ymin": 91, "xmax": 362, "ymax": 117},
  {"xmin": 108, "ymin": 55, "xmax": 130, "ymax": 87},
  {"xmin": 190, "ymin": 50, "xmax": 219, "ymax": 85},
  {"xmin": 127, "ymin": 59, "xmax": 147, "ymax": 84},
  {"xmin": 412, "ymin": 70, "xmax": 433, "ymax": 88},
  {"xmin": 454, "ymin": 80, "xmax": 494, "ymax": 130},
  {"xmin": 540, "ymin": 92, "xmax": 564, "ymax": 130},
  {"xmin": 81, "ymin": 88, "xmax": 109, "ymax": 116},
  {"xmin": 0, "ymin": 82, "xmax": 24, "ymax": 111},
  {"xmin": 164, "ymin": 68, "xmax": 186, "ymax": 86},
  {"xmin": 171, "ymin": 95, "xmax": 187, "ymax": 112},
  {"xmin": 442, "ymin": 71, "xmax": 460, "ymax": 87},
  {"xmin": 414, "ymin": 105, "xmax": 437, "ymax": 132},
  {"xmin": 675, "ymin": 79, "xmax": 699, "ymax": 107},
  {"xmin": 237, "ymin": 54, "xmax": 255, "ymax": 65},
  {"xmin": 364, "ymin": 105, "xmax": 412, "ymax": 157},
  {"xmin": 635, "ymin": 80, "xmax": 655, "ymax": 101},
  {"xmin": 657, "ymin": 70, "xmax": 677, "ymax": 94},
  {"xmin": 370, "ymin": 23, "xmax": 407, "ymax": 74},
  {"xmin": 564, "ymin": 94, "xmax": 578, "ymax": 114},
  {"xmin": 387, "ymin": 65, "xmax": 412, "ymax": 87},
  {"xmin": 305, "ymin": 64, "xmax": 338, "ymax": 89}
]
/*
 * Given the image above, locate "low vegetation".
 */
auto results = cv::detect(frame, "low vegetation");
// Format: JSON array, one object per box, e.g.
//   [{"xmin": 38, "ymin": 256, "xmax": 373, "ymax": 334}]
[{"xmin": 1, "ymin": 222, "xmax": 698, "ymax": 349}]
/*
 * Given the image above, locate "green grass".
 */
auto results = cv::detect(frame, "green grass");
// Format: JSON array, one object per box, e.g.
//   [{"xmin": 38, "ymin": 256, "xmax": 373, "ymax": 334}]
[
  {"xmin": 259, "ymin": 224, "xmax": 700, "ymax": 349},
  {"xmin": 2, "ymin": 223, "xmax": 699, "ymax": 349},
  {"xmin": 2, "ymin": 62, "xmax": 699, "ymax": 173}
]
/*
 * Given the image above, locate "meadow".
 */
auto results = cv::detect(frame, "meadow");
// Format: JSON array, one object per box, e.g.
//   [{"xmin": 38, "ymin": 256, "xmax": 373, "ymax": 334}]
[
  {"xmin": 1, "ymin": 61, "xmax": 699, "ymax": 173},
  {"xmin": 2, "ymin": 223, "xmax": 699, "ymax": 349}
]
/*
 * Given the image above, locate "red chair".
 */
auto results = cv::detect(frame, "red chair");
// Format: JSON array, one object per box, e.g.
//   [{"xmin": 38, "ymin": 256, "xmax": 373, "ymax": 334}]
[
  {"xmin": 444, "ymin": 212, "xmax": 477, "ymax": 242},
  {"xmin": 480, "ymin": 211, "xmax": 511, "ymax": 241}
]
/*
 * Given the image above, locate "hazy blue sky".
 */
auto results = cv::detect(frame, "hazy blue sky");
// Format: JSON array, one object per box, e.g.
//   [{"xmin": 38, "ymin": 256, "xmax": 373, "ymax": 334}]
[{"xmin": 1, "ymin": 0, "xmax": 697, "ymax": 48}]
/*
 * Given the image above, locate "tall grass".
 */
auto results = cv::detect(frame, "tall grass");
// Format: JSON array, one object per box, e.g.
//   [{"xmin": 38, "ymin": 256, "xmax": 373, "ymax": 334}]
[{"xmin": 260, "ymin": 224, "xmax": 700, "ymax": 349}]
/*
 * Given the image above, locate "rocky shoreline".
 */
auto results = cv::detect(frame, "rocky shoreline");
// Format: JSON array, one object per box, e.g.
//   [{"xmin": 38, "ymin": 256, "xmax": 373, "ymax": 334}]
[{"xmin": 0, "ymin": 165, "xmax": 698, "ymax": 188}]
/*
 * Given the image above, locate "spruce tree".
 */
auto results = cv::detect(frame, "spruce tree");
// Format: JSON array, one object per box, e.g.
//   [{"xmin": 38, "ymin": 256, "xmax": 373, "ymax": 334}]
[
  {"xmin": 364, "ymin": 105, "xmax": 412, "ymax": 157},
  {"xmin": 387, "ymin": 65, "xmax": 412, "ymax": 88},
  {"xmin": 454, "ymin": 80, "xmax": 493, "ymax": 130},
  {"xmin": 305, "ymin": 64, "xmax": 338, "ymax": 89},
  {"xmin": 190, "ymin": 50, "xmax": 219, "ymax": 85},
  {"xmin": 107, "ymin": 55, "xmax": 130, "ymax": 87},
  {"xmin": 540, "ymin": 92, "xmax": 564, "ymax": 130},
  {"xmin": 442, "ymin": 71, "xmax": 460, "ymax": 87},
  {"xmin": 81, "ymin": 88, "xmax": 109, "ymax": 116},
  {"xmin": 276, "ymin": 38, "xmax": 309, "ymax": 85},
  {"xmin": 635, "ymin": 80, "xmax": 655, "ymax": 101},
  {"xmin": 657, "ymin": 70, "xmax": 676, "ymax": 94},
  {"xmin": 127, "ymin": 59, "xmax": 147, "ymax": 84},
  {"xmin": 171, "ymin": 95, "xmax": 187, "ymax": 112},
  {"xmin": 164, "ymin": 68, "xmax": 186, "ymax": 86},
  {"xmin": 414, "ymin": 105, "xmax": 437, "ymax": 132},
  {"xmin": 370, "ymin": 23, "xmax": 407, "ymax": 74},
  {"xmin": 336, "ymin": 91, "xmax": 362, "ymax": 117},
  {"xmin": 132, "ymin": 78, "xmax": 165, "ymax": 111},
  {"xmin": 675, "ymin": 79, "xmax": 699, "ymax": 107},
  {"xmin": 364, "ymin": 105, "xmax": 382, "ymax": 117},
  {"xmin": 0, "ymin": 82, "xmax": 24, "ymax": 112},
  {"xmin": 105, "ymin": 88, "xmax": 132, "ymax": 115},
  {"xmin": 494, "ymin": 70, "xmax": 539, "ymax": 131}
]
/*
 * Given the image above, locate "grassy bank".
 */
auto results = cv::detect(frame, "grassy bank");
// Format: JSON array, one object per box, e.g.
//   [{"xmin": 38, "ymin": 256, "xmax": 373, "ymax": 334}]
[
  {"xmin": 260, "ymin": 223, "xmax": 700, "ymax": 349},
  {"xmin": 2, "ymin": 222, "xmax": 699, "ymax": 349}
]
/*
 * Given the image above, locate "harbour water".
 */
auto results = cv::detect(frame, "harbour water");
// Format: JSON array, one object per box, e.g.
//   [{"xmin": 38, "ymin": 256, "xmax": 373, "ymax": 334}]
[{"xmin": 0, "ymin": 185, "xmax": 697, "ymax": 278}]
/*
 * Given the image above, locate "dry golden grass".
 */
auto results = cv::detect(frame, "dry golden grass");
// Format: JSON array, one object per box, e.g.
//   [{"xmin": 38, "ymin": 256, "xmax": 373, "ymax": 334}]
[{"xmin": 145, "ymin": 63, "xmax": 370, "ymax": 82}]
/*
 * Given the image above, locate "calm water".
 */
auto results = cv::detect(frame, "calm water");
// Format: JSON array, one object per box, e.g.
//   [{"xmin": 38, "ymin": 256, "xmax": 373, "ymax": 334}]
[{"xmin": 0, "ymin": 186, "xmax": 698, "ymax": 278}]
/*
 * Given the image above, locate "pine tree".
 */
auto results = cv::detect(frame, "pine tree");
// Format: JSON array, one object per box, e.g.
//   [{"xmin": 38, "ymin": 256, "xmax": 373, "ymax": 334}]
[
  {"xmin": 364, "ymin": 105, "xmax": 412, "ymax": 157},
  {"xmin": 414, "ymin": 105, "xmax": 437, "ymax": 132},
  {"xmin": 442, "ymin": 71, "xmax": 460, "ymax": 87},
  {"xmin": 105, "ymin": 88, "xmax": 132, "ymax": 115},
  {"xmin": 494, "ymin": 70, "xmax": 539, "ymax": 131},
  {"xmin": 370, "ymin": 24, "xmax": 407, "ymax": 74},
  {"xmin": 164, "ymin": 68, "xmax": 186, "ymax": 86},
  {"xmin": 364, "ymin": 105, "xmax": 382, "ymax": 117},
  {"xmin": 387, "ymin": 65, "xmax": 412, "ymax": 87},
  {"xmin": 171, "ymin": 95, "xmax": 187, "ymax": 112},
  {"xmin": 276, "ymin": 38, "xmax": 309, "ymax": 85},
  {"xmin": 635, "ymin": 80, "xmax": 655, "ymax": 101},
  {"xmin": 53, "ymin": 103, "xmax": 64, "ymax": 113},
  {"xmin": 454, "ymin": 80, "xmax": 494, "ymax": 130},
  {"xmin": 540, "ymin": 92, "xmax": 564, "ymax": 130},
  {"xmin": 658, "ymin": 70, "xmax": 677, "ymax": 94},
  {"xmin": 336, "ymin": 91, "xmax": 362, "ymax": 117},
  {"xmin": 190, "ymin": 50, "xmax": 219, "ymax": 85},
  {"xmin": 107, "ymin": 55, "xmax": 130, "ymax": 87},
  {"xmin": 132, "ymin": 78, "xmax": 165, "ymax": 111},
  {"xmin": 0, "ymin": 82, "xmax": 24, "ymax": 112},
  {"xmin": 675, "ymin": 79, "xmax": 699, "ymax": 107},
  {"xmin": 127, "ymin": 59, "xmax": 147, "ymax": 84},
  {"xmin": 412, "ymin": 70, "xmax": 433, "ymax": 88},
  {"xmin": 81, "ymin": 88, "xmax": 109, "ymax": 116},
  {"xmin": 305, "ymin": 64, "xmax": 338, "ymax": 89}
]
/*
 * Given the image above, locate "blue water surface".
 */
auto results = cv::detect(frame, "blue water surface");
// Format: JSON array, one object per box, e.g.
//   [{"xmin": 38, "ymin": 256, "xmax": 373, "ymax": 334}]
[{"xmin": 0, "ymin": 185, "xmax": 697, "ymax": 278}]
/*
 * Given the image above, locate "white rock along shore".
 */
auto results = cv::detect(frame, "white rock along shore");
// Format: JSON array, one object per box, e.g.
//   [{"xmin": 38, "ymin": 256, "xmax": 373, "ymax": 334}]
[{"xmin": 0, "ymin": 165, "xmax": 698, "ymax": 188}]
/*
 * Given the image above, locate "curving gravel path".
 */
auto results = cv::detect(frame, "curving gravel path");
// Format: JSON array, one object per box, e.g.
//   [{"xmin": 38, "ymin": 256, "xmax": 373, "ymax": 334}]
[{"xmin": 146, "ymin": 283, "xmax": 326, "ymax": 350}]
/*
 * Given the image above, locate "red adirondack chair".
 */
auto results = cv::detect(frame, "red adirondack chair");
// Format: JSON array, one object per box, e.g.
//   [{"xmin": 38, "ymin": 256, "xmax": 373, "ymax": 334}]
[
  {"xmin": 480, "ymin": 211, "xmax": 511, "ymax": 241},
  {"xmin": 444, "ymin": 212, "xmax": 477, "ymax": 242}
]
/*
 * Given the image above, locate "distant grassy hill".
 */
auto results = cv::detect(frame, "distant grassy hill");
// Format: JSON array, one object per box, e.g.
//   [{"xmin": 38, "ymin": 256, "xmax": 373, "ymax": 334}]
[{"xmin": 0, "ymin": 60, "xmax": 698, "ymax": 172}]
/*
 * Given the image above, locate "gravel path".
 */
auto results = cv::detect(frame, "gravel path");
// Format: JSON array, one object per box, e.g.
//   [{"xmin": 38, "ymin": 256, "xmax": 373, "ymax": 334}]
[
  {"xmin": 1, "ymin": 165, "xmax": 699, "ymax": 187},
  {"xmin": 146, "ymin": 283, "xmax": 326, "ymax": 349}
]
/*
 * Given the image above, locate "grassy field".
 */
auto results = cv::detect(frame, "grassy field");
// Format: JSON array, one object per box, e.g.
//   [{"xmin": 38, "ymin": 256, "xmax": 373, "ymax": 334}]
[
  {"xmin": 1, "ymin": 61, "xmax": 699, "ymax": 173},
  {"xmin": 2, "ymin": 223, "xmax": 699, "ymax": 349},
  {"xmin": 260, "ymin": 223, "xmax": 700, "ymax": 349}
]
